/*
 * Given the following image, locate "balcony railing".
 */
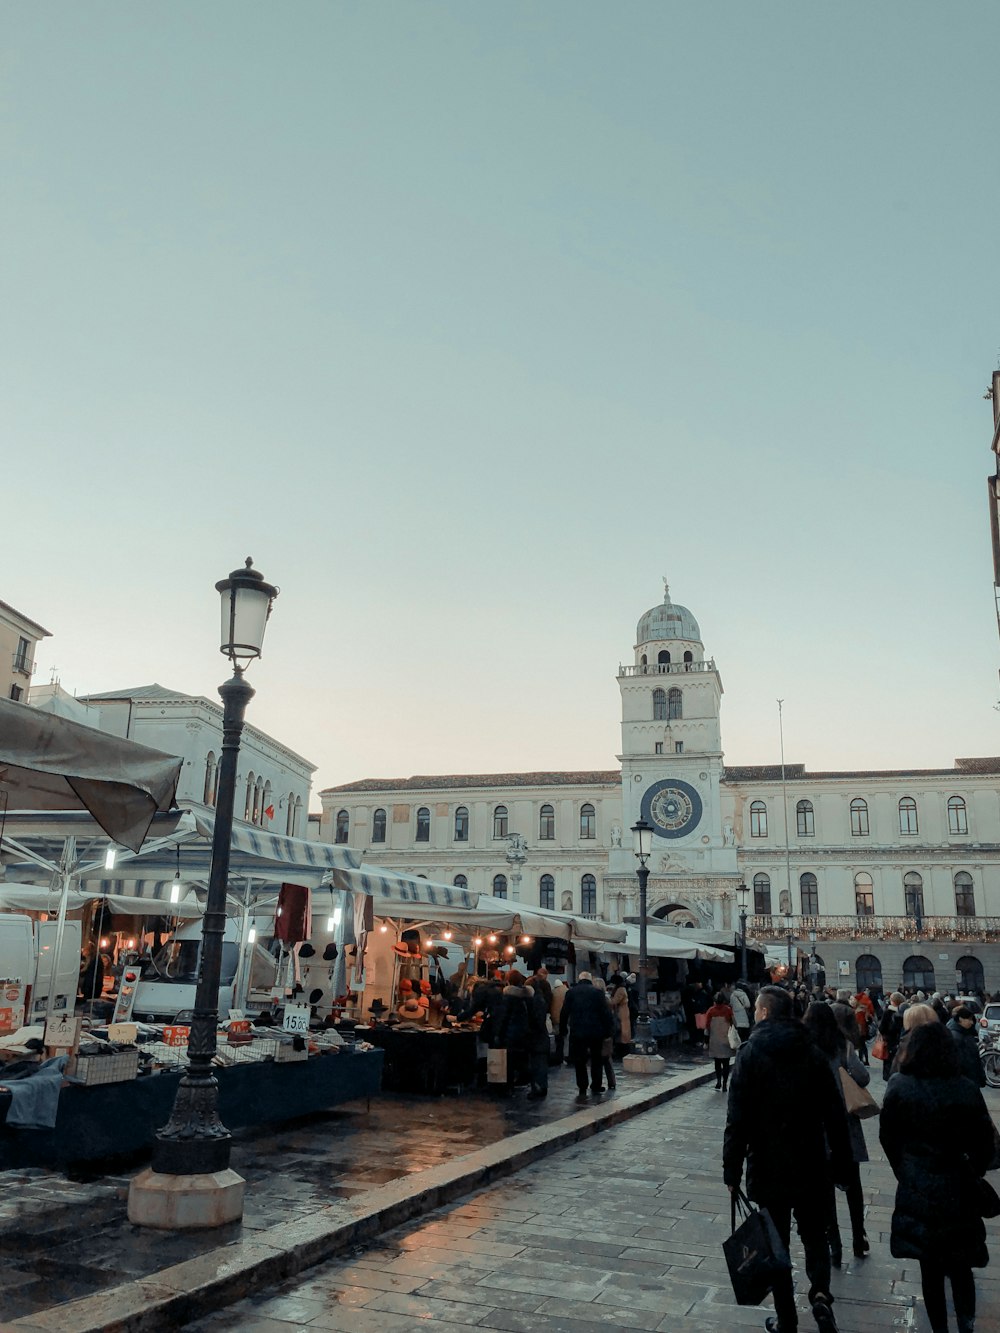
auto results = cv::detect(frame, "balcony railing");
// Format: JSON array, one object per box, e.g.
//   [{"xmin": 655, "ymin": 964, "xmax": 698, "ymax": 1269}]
[
  {"xmin": 748, "ymin": 914, "xmax": 1000, "ymax": 943},
  {"xmin": 11, "ymin": 652, "xmax": 34, "ymax": 677},
  {"xmin": 618, "ymin": 660, "xmax": 716, "ymax": 677}
]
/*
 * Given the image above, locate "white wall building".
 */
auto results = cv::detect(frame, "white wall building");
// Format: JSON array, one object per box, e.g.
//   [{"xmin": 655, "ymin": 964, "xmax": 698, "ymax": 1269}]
[
  {"xmin": 0, "ymin": 598, "xmax": 50, "ymax": 705},
  {"xmin": 321, "ymin": 585, "xmax": 1000, "ymax": 996},
  {"xmin": 31, "ymin": 682, "xmax": 315, "ymax": 835}
]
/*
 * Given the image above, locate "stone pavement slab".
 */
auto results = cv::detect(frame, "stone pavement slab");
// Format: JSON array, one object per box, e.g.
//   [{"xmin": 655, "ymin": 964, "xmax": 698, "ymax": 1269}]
[{"xmin": 179, "ymin": 1078, "xmax": 1000, "ymax": 1333}]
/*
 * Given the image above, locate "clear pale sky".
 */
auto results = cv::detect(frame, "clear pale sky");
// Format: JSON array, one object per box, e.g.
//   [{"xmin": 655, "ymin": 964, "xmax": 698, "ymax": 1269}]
[{"xmin": 4, "ymin": 3, "xmax": 999, "ymax": 801}]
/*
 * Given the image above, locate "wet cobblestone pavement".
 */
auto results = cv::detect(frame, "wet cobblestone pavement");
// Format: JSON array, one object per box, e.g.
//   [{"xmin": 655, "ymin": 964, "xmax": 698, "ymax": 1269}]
[
  {"xmin": 188, "ymin": 1077, "xmax": 1000, "ymax": 1333},
  {"xmin": 0, "ymin": 1045, "xmax": 709, "ymax": 1322}
]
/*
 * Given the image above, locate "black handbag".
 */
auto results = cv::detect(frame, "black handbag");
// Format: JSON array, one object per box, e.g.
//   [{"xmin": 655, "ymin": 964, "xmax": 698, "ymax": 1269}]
[
  {"xmin": 723, "ymin": 1189, "xmax": 792, "ymax": 1306},
  {"xmin": 974, "ymin": 1176, "xmax": 1000, "ymax": 1218}
]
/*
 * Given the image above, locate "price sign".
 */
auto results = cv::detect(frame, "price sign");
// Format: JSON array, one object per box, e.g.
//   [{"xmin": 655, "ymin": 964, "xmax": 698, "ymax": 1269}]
[
  {"xmin": 282, "ymin": 1004, "xmax": 310, "ymax": 1034},
  {"xmin": 162, "ymin": 1025, "xmax": 190, "ymax": 1047},
  {"xmin": 108, "ymin": 1022, "xmax": 138, "ymax": 1044},
  {"xmin": 44, "ymin": 1015, "xmax": 80, "ymax": 1050}
]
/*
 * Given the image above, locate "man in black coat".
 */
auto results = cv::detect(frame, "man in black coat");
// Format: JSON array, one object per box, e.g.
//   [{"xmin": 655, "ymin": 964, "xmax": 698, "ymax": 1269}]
[
  {"xmin": 723, "ymin": 985, "xmax": 851, "ymax": 1333},
  {"xmin": 559, "ymin": 972, "xmax": 614, "ymax": 1099}
]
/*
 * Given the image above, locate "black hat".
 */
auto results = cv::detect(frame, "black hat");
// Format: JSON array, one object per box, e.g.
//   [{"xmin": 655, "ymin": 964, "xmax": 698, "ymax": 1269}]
[
  {"xmin": 369, "ymin": 998, "xmax": 389, "ymax": 1015},
  {"xmin": 322, "ymin": 942, "xmax": 338, "ymax": 962},
  {"xmin": 309, "ymin": 987, "xmax": 325, "ymax": 1005},
  {"xmin": 298, "ymin": 942, "xmax": 316, "ymax": 959}
]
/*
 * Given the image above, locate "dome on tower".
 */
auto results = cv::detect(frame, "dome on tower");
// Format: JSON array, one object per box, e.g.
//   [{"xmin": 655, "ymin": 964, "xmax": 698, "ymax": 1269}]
[{"xmin": 636, "ymin": 584, "xmax": 701, "ymax": 644}]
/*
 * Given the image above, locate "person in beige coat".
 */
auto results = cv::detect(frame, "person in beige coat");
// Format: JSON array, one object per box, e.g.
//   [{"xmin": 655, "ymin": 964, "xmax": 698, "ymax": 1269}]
[{"xmin": 609, "ymin": 974, "xmax": 632, "ymax": 1057}]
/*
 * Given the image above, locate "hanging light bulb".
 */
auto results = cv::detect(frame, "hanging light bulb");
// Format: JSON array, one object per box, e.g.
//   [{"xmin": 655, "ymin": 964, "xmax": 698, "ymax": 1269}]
[
  {"xmin": 104, "ymin": 847, "xmax": 117, "ymax": 871},
  {"xmin": 379, "ymin": 924, "xmax": 388, "ymax": 934},
  {"xmin": 488, "ymin": 934, "xmax": 497, "ymax": 945},
  {"xmin": 248, "ymin": 926, "xmax": 257, "ymax": 944},
  {"xmin": 521, "ymin": 935, "xmax": 532, "ymax": 945},
  {"xmin": 170, "ymin": 875, "xmax": 181, "ymax": 904},
  {"xmin": 473, "ymin": 937, "xmax": 483, "ymax": 947},
  {"xmin": 442, "ymin": 930, "xmax": 453, "ymax": 941}
]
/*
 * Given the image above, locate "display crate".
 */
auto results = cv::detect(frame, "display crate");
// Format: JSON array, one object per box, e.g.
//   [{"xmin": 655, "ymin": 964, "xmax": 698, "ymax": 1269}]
[{"xmin": 73, "ymin": 1049, "xmax": 140, "ymax": 1086}]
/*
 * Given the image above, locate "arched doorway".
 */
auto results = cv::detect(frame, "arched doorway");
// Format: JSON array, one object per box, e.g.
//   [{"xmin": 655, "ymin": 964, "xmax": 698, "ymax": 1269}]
[
  {"xmin": 855, "ymin": 954, "xmax": 883, "ymax": 994},
  {"xmin": 955, "ymin": 955, "xmax": 985, "ymax": 997},
  {"xmin": 653, "ymin": 903, "xmax": 701, "ymax": 929},
  {"xmin": 902, "ymin": 955, "xmax": 935, "ymax": 992}
]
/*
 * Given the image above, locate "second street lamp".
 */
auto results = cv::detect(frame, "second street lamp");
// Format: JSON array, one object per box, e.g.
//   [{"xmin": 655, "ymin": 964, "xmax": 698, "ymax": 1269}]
[
  {"xmin": 622, "ymin": 817, "xmax": 663, "ymax": 1074},
  {"xmin": 736, "ymin": 880, "xmax": 748, "ymax": 982},
  {"xmin": 129, "ymin": 558, "xmax": 278, "ymax": 1230},
  {"xmin": 785, "ymin": 909, "xmax": 795, "ymax": 980}
]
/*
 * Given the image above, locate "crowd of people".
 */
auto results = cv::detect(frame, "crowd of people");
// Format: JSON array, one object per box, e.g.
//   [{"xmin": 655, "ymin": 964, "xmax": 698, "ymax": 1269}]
[{"xmin": 721, "ymin": 977, "xmax": 997, "ymax": 1333}]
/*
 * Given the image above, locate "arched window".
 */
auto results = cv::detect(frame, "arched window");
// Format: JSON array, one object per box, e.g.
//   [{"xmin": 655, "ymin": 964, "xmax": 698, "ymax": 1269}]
[
  {"xmin": 453, "ymin": 874, "xmax": 468, "ymax": 890},
  {"xmin": 854, "ymin": 872, "xmax": 874, "ymax": 916},
  {"xmin": 657, "ymin": 650, "xmax": 670, "ymax": 665},
  {"xmin": 291, "ymin": 796, "xmax": 302, "ymax": 837},
  {"xmin": 640, "ymin": 653, "xmax": 647, "ymax": 666},
  {"xmin": 581, "ymin": 874, "xmax": 597, "ymax": 914},
  {"xmin": 493, "ymin": 805, "xmax": 508, "ymax": 838},
  {"xmin": 778, "ymin": 888, "xmax": 792, "ymax": 915},
  {"xmin": 903, "ymin": 871, "xmax": 924, "ymax": 919},
  {"xmin": 262, "ymin": 781, "xmax": 272, "ymax": 822},
  {"xmin": 203, "ymin": 752, "xmax": 216, "ymax": 805},
  {"xmin": 415, "ymin": 807, "xmax": 430, "ymax": 842},
  {"xmin": 796, "ymin": 799, "xmax": 815, "ymax": 837},
  {"xmin": 286, "ymin": 791, "xmax": 296, "ymax": 835},
  {"xmin": 855, "ymin": 954, "xmax": 882, "ymax": 992},
  {"xmin": 956, "ymin": 955, "xmax": 985, "ymax": 995},
  {"xmin": 244, "ymin": 772, "xmax": 255, "ymax": 821},
  {"xmin": 539, "ymin": 804, "xmax": 555, "ymax": 840},
  {"xmin": 955, "ymin": 871, "xmax": 976, "ymax": 917},
  {"xmin": 749, "ymin": 800, "xmax": 768, "ymax": 838},
  {"xmin": 454, "ymin": 806, "xmax": 469, "ymax": 841},
  {"xmin": 335, "ymin": 809, "xmax": 349, "ymax": 844},
  {"xmin": 850, "ymin": 797, "xmax": 869, "ymax": 837},
  {"xmin": 903, "ymin": 955, "xmax": 935, "ymax": 991},
  {"xmin": 799, "ymin": 872, "xmax": 819, "ymax": 915},
  {"xmin": 667, "ymin": 687, "xmax": 682, "ymax": 720},
  {"xmin": 948, "ymin": 795, "xmax": 969, "ymax": 835},
  {"xmin": 652, "ymin": 688, "xmax": 667, "ymax": 720},
  {"xmin": 580, "ymin": 803, "xmax": 596, "ymax": 839},
  {"xmin": 561, "ymin": 890, "xmax": 573, "ymax": 911},
  {"xmin": 372, "ymin": 808, "xmax": 386, "ymax": 843},
  {"xmin": 492, "ymin": 874, "xmax": 507, "ymax": 900},
  {"xmin": 753, "ymin": 872, "xmax": 772, "ymax": 915},
  {"xmin": 539, "ymin": 874, "xmax": 555, "ymax": 910},
  {"xmin": 253, "ymin": 776, "xmax": 263, "ymax": 825},
  {"xmin": 899, "ymin": 796, "xmax": 918, "ymax": 836},
  {"xmin": 683, "ymin": 650, "xmax": 693, "ymax": 665}
]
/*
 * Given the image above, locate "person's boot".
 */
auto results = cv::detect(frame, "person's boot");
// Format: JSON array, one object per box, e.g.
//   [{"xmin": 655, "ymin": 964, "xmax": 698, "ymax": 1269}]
[
  {"xmin": 852, "ymin": 1229, "xmax": 869, "ymax": 1257},
  {"xmin": 956, "ymin": 1316, "xmax": 975, "ymax": 1333},
  {"xmin": 811, "ymin": 1294, "xmax": 838, "ymax": 1332}
]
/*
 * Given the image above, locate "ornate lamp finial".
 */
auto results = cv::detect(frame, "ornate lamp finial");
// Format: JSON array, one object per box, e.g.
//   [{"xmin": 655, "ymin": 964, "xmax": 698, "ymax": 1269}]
[{"xmin": 662, "ymin": 576, "xmax": 671, "ymax": 604}]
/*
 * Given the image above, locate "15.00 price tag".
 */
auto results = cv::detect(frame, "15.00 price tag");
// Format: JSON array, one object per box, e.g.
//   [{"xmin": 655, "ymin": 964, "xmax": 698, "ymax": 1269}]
[{"xmin": 282, "ymin": 1004, "xmax": 310, "ymax": 1034}]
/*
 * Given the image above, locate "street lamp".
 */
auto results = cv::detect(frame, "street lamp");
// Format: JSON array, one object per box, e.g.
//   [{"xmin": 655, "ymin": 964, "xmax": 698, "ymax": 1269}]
[
  {"xmin": 808, "ymin": 926, "xmax": 818, "ymax": 989},
  {"xmin": 785, "ymin": 909, "xmax": 794, "ymax": 980},
  {"xmin": 131, "ymin": 559, "xmax": 277, "ymax": 1228},
  {"xmin": 736, "ymin": 881, "xmax": 748, "ymax": 982},
  {"xmin": 630, "ymin": 817, "xmax": 654, "ymax": 1053}
]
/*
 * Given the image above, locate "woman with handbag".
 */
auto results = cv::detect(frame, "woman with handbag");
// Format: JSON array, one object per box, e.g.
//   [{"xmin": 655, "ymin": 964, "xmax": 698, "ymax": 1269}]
[
  {"xmin": 876, "ymin": 992, "xmax": 905, "ymax": 1082},
  {"xmin": 880, "ymin": 1023, "xmax": 995, "ymax": 1333},
  {"xmin": 805, "ymin": 1002, "xmax": 873, "ymax": 1266},
  {"xmin": 706, "ymin": 990, "xmax": 736, "ymax": 1091}
]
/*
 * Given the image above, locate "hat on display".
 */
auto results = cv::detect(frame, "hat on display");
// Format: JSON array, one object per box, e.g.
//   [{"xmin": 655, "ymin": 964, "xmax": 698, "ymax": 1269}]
[
  {"xmin": 419, "ymin": 979, "xmax": 432, "ymax": 995},
  {"xmin": 369, "ymin": 998, "xmax": 389, "ymax": 1016},
  {"xmin": 298, "ymin": 942, "xmax": 316, "ymax": 959},
  {"xmin": 322, "ymin": 942, "xmax": 338, "ymax": 962},
  {"xmin": 399, "ymin": 978, "xmax": 413, "ymax": 993},
  {"xmin": 397, "ymin": 996, "xmax": 424, "ymax": 1019},
  {"xmin": 392, "ymin": 942, "xmax": 412, "ymax": 958},
  {"xmin": 309, "ymin": 988, "xmax": 325, "ymax": 1005}
]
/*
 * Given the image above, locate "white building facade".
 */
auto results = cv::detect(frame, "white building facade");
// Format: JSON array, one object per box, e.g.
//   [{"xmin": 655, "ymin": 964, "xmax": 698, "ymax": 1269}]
[{"xmin": 320, "ymin": 587, "xmax": 1000, "ymax": 995}]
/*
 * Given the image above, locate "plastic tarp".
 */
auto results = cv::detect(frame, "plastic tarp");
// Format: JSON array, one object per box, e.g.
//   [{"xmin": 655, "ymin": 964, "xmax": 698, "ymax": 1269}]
[
  {"xmin": 0, "ymin": 882, "xmax": 203, "ymax": 918},
  {"xmin": 0, "ymin": 698, "xmax": 182, "ymax": 852},
  {"xmin": 577, "ymin": 925, "xmax": 731, "ymax": 960}
]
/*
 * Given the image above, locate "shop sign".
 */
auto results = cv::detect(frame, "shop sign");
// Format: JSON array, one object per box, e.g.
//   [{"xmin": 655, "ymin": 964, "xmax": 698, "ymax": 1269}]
[
  {"xmin": 282, "ymin": 1003, "xmax": 310, "ymax": 1034},
  {"xmin": 108, "ymin": 1022, "xmax": 137, "ymax": 1043},
  {"xmin": 0, "ymin": 978, "xmax": 25, "ymax": 1034},
  {"xmin": 838, "ymin": 961, "xmax": 851, "ymax": 976},
  {"xmin": 44, "ymin": 1015, "xmax": 80, "ymax": 1050},
  {"xmin": 162, "ymin": 1025, "xmax": 190, "ymax": 1047}
]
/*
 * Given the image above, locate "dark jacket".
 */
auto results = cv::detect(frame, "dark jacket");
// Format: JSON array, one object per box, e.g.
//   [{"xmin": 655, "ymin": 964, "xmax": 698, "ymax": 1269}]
[
  {"xmin": 723, "ymin": 1017, "xmax": 851, "ymax": 1200},
  {"xmin": 947, "ymin": 1017, "xmax": 987, "ymax": 1088},
  {"xmin": 559, "ymin": 980, "xmax": 614, "ymax": 1042},
  {"xmin": 879, "ymin": 1067, "xmax": 994, "ymax": 1266},
  {"xmin": 878, "ymin": 1007, "xmax": 904, "ymax": 1060},
  {"xmin": 496, "ymin": 984, "xmax": 545, "ymax": 1053}
]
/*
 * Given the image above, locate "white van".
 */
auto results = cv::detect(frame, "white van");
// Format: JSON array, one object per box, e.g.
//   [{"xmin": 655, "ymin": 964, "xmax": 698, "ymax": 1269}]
[
  {"xmin": 130, "ymin": 917, "xmax": 281, "ymax": 1022},
  {"xmin": 0, "ymin": 913, "xmax": 81, "ymax": 1026}
]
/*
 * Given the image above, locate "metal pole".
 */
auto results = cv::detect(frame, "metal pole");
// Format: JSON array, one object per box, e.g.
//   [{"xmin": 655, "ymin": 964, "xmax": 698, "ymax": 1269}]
[
  {"xmin": 152, "ymin": 670, "xmax": 254, "ymax": 1176},
  {"xmin": 45, "ymin": 837, "xmax": 76, "ymax": 1024},
  {"xmin": 739, "ymin": 906, "xmax": 748, "ymax": 981},
  {"xmin": 632, "ymin": 861, "xmax": 651, "ymax": 1051},
  {"xmin": 778, "ymin": 700, "xmax": 792, "ymax": 917}
]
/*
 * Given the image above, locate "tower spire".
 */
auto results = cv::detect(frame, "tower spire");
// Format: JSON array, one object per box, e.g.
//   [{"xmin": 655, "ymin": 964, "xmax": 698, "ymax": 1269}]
[{"xmin": 662, "ymin": 576, "xmax": 671, "ymax": 604}]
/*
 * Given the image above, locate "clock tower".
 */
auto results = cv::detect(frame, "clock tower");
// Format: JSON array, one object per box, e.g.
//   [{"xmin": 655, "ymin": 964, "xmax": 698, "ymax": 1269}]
[{"xmin": 606, "ymin": 582, "xmax": 739, "ymax": 930}]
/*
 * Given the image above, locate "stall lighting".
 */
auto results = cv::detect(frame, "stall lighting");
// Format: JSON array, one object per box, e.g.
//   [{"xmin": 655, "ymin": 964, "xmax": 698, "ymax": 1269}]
[
  {"xmin": 379, "ymin": 924, "xmax": 388, "ymax": 934},
  {"xmin": 127, "ymin": 938, "xmax": 136, "ymax": 949},
  {"xmin": 247, "ymin": 926, "xmax": 257, "ymax": 944},
  {"xmin": 504, "ymin": 946, "xmax": 515, "ymax": 956},
  {"xmin": 473, "ymin": 937, "xmax": 483, "ymax": 947},
  {"xmin": 487, "ymin": 934, "xmax": 497, "ymax": 944},
  {"xmin": 100, "ymin": 938, "xmax": 109, "ymax": 949},
  {"xmin": 520, "ymin": 935, "xmax": 532, "ymax": 944},
  {"xmin": 170, "ymin": 875, "xmax": 182, "ymax": 904},
  {"xmin": 104, "ymin": 847, "xmax": 117, "ymax": 871},
  {"xmin": 442, "ymin": 930, "xmax": 453, "ymax": 941}
]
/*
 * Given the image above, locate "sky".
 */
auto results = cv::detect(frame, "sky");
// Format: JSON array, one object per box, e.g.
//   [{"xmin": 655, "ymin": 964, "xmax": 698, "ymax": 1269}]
[{"xmin": 4, "ymin": 3, "xmax": 1000, "ymax": 801}]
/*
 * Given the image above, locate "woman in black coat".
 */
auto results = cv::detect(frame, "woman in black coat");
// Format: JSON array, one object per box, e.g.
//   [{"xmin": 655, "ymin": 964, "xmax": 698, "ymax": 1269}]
[{"xmin": 879, "ymin": 1023, "xmax": 995, "ymax": 1333}]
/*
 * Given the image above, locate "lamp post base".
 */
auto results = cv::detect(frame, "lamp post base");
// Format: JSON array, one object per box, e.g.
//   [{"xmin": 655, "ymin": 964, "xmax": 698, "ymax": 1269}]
[
  {"xmin": 622, "ymin": 1051, "xmax": 665, "ymax": 1076},
  {"xmin": 127, "ymin": 1167, "xmax": 245, "ymax": 1230}
]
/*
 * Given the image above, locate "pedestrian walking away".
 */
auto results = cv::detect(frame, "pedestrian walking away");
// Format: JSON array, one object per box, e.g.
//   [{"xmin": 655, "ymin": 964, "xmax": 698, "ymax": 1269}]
[
  {"xmin": 559, "ymin": 971, "xmax": 614, "ymax": 1098},
  {"xmin": 724, "ymin": 984, "xmax": 851, "ymax": 1333},
  {"xmin": 705, "ymin": 990, "xmax": 736, "ymax": 1091},
  {"xmin": 880, "ymin": 1022, "xmax": 995, "ymax": 1333}
]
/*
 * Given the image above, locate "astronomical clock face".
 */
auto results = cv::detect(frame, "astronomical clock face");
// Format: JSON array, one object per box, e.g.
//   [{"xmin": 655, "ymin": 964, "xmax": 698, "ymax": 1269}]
[{"xmin": 641, "ymin": 778, "xmax": 703, "ymax": 840}]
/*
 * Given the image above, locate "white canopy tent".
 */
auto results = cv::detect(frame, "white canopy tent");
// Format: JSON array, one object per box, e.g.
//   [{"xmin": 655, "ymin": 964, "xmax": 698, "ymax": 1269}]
[{"xmin": 577, "ymin": 925, "xmax": 731, "ymax": 961}]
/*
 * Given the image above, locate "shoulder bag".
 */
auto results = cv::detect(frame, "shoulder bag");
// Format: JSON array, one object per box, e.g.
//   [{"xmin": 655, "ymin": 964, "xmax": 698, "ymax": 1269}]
[
  {"xmin": 870, "ymin": 1034, "xmax": 889, "ymax": 1062},
  {"xmin": 838, "ymin": 1065, "xmax": 879, "ymax": 1119},
  {"xmin": 727, "ymin": 1024, "xmax": 742, "ymax": 1052},
  {"xmin": 723, "ymin": 1188, "xmax": 791, "ymax": 1306}
]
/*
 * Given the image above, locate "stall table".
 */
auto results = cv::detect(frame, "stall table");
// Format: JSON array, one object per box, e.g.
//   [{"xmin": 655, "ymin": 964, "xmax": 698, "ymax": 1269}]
[
  {"xmin": 0, "ymin": 1048, "xmax": 384, "ymax": 1169},
  {"xmin": 363, "ymin": 1026, "xmax": 480, "ymax": 1094}
]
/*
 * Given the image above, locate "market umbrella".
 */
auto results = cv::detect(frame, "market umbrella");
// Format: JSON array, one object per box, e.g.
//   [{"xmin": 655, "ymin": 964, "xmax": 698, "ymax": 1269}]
[{"xmin": 0, "ymin": 697, "xmax": 182, "ymax": 852}]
